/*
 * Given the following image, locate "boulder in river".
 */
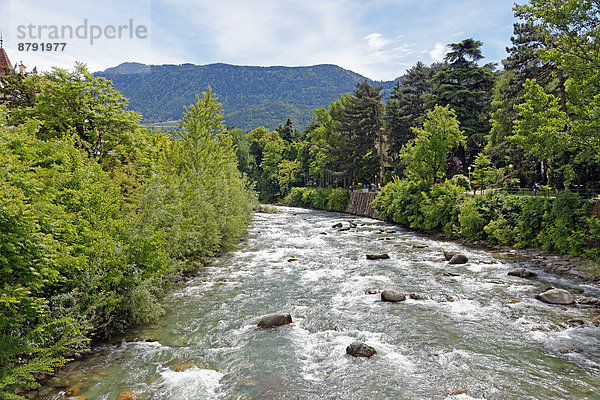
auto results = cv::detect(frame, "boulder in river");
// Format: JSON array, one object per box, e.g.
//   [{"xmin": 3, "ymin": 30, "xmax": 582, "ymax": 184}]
[
  {"xmin": 338, "ymin": 226, "xmax": 351, "ymax": 232},
  {"xmin": 535, "ymin": 289, "xmax": 576, "ymax": 305},
  {"xmin": 366, "ymin": 253, "xmax": 390, "ymax": 260},
  {"xmin": 257, "ymin": 313, "xmax": 293, "ymax": 328},
  {"xmin": 443, "ymin": 250, "xmax": 457, "ymax": 261},
  {"xmin": 332, "ymin": 223, "xmax": 343, "ymax": 228},
  {"xmin": 448, "ymin": 254, "xmax": 469, "ymax": 264},
  {"xmin": 346, "ymin": 341, "xmax": 377, "ymax": 358},
  {"xmin": 507, "ymin": 268, "xmax": 537, "ymax": 278},
  {"xmin": 381, "ymin": 289, "xmax": 406, "ymax": 302},
  {"xmin": 349, "ymin": 221, "xmax": 357, "ymax": 228}
]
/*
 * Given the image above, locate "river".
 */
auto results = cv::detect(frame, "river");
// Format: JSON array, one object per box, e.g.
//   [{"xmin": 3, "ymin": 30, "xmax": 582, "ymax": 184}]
[{"xmin": 33, "ymin": 206, "xmax": 600, "ymax": 400}]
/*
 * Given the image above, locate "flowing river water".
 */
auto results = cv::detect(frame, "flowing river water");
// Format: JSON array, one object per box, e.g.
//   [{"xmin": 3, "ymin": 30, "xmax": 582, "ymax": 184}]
[{"xmin": 34, "ymin": 206, "xmax": 600, "ymax": 400}]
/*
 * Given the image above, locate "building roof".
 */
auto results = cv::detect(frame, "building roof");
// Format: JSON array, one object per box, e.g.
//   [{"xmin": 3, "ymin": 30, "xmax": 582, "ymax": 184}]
[{"xmin": 0, "ymin": 37, "xmax": 12, "ymax": 76}]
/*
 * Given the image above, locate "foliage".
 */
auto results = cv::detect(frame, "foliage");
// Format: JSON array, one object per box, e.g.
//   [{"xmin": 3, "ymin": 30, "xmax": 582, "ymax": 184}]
[
  {"xmin": 538, "ymin": 191, "xmax": 592, "ymax": 255},
  {"xmin": 0, "ymin": 70, "xmax": 256, "ymax": 398},
  {"xmin": 283, "ymin": 187, "xmax": 350, "ymax": 212},
  {"xmin": 420, "ymin": 181, "xmax": 465, "ymax": 234},
  {"xmin": 400, "ymin": 105, "xmax": 465, "ymax": 184},
  {"xmin": 428, "ymin": 38, "xmax": 496, "ymax": 166},
  {"xmin": 385, "ymin": 62, "xmax": 438, "ymax": 157},
  {"xmin": 512, "ymin": 0, "xmax": 600, "ymax": 187},
  {"xmin": 138, "ymin": 88, "xmax": 256, "ymax": 260},
  {"xmin": 374, "ymin": 177, "xmax": 599, "ymax": 259}
]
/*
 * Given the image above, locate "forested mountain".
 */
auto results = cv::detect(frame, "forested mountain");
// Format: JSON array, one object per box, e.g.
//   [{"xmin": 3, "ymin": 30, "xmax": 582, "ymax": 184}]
[{"xmin": 96, "ymin": 63, "xmax": 398, "ymax": 131}]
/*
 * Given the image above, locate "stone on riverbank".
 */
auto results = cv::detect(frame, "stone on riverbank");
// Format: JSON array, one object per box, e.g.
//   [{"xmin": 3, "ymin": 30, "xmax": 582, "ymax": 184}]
[
  {"xmin": 346, "ymin": 341, "xmax": 377, "ymax": 358},
  {"xmin": 257, "ymin": 313, "xmax": 293, "ymax": 328},
  {"xmin": 381, "ymin": 289, "xmax": 406, "ymax": 302},
  {"xmin": 507, "ymin": 268, "xmax": 537, "ymax": 278},
  {"xmin": 448, "ymin": 254, "xmax": 468, "ymax": 264},
  {"xmin": 535, "ymin": 289, "xmax": 576, "ymax": 305},
  {"xmin": 366, "ymin": 253, "xmax": 390, "ymax": 260}
]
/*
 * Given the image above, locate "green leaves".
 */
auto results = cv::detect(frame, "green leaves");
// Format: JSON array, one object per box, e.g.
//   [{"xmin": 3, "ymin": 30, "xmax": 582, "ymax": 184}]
[
  {"xmin": 511, "ymin": 79, "xmax": 568, "ymax": 160},
  {"xmin": 0, "ymin": 72, "xmax": 256, "ymax": 398},
  {"xmin": 400, "ymin": 105, "xmax": 465, "ymax": 185}
]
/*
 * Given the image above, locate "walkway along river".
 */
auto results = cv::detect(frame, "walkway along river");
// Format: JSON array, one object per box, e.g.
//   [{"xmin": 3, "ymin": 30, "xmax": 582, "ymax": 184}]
[{"xmin": 35, "ymin": 206, "xmax": 600, "ymax": 399}]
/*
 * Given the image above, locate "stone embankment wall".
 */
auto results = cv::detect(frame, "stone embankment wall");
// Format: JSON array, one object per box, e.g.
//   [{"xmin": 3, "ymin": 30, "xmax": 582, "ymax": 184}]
[{"xmin": 345, "ymin": 192, "xmax": 379, "ymax": 219}]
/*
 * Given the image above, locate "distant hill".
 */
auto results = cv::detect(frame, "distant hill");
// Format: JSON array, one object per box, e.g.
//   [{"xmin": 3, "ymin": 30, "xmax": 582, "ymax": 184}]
[{"xmin": 97, "ymin": 63, "xmax": 399, "ymax": 131}]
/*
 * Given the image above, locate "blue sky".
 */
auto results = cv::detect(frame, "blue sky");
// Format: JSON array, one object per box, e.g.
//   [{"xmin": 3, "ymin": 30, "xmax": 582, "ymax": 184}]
[{"xmin": 2, "ymin": 0, "xmax": 521, "ymax": 80}]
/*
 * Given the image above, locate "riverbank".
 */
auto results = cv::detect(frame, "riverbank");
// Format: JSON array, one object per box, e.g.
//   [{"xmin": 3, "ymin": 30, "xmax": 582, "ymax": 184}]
[{"xmin": 283, "ymin": 187, "xmax": 600, "ymax": 284}]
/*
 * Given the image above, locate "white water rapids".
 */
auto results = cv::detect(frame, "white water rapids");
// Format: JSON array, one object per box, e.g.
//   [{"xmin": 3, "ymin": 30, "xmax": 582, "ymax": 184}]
[{"xmin": 36, "ymin": 206, "xmax": 600, "ymax": 399}]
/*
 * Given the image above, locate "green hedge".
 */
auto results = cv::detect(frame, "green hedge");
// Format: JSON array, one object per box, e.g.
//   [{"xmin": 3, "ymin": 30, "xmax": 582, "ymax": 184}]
[
  {"xmin": 283, "ymin": 187, "xmax": 350, "ymax": 212},
  {"xmin": 373, "ymin": 179, "xmax": 600, "ymax": 261}
]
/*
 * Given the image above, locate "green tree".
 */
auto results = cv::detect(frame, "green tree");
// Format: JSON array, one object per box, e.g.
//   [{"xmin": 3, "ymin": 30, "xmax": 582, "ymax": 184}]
[
  {"xmin": 277, "ymin": 118, "xmax": 295, "ymax": 142},
  {"xmin": 513, "ymin": 0, "xmax": 600, "ymax": 187},
  {"xmin": 342, "ymin": 81, "xmax": 385, "ymax": 186},
  {"xmin": 277, "ymin": 159, "xmax": 302, "ymax": 195},
  {"xmin": 401, "ymin": 105, "xmax": 465, "ymax": 184},
  {"xmin": 429, "ymin": 39, "xmax": 496, "ymax": 166},
  {"xmin": 385, "ymin": 62, "xmax": 437, "ymax": 158}
]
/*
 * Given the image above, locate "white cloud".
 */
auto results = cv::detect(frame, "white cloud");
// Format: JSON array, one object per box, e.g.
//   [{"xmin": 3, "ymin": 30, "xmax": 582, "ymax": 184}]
[
  {"xmin": 2, "ymin": 0, "xmax": 517, "ymax": 80},
  {"xmin": 364, "ymin": 33, "xmax": 391, "ymax": 50},
  {"xmin": 428, "ymin": 42, "xmax": 447, "ymax": 62}
]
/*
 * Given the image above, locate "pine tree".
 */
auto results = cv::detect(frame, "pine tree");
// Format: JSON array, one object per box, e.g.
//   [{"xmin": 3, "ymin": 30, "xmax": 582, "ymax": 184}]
[
  {"xmin": 385, "ymin": 62, "xmax": 438, "ymax": 159},
  {"xmin": 429, "ymin": 39, "xmax": 496, "ymax": 167}
]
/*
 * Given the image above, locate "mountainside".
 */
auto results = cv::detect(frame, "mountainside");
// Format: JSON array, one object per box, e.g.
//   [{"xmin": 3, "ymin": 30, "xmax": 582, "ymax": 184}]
[{"xmin": 97, "ymin": 63, "xmax": 398, "ymax": 131}]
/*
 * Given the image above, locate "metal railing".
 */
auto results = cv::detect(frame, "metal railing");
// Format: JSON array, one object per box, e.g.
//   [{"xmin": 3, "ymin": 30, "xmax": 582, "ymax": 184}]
[{"xmin": 497, "ymin": 187, "xmax": 600, "ymax": 199}]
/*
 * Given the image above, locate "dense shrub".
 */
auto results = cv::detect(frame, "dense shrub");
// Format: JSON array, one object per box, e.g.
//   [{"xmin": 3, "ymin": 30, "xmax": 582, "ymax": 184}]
[
  {"xmin": 538, "ymin": 191, "xmax": 593, "ymax": 256},
  {"xmin": 283, "ymin": 187, "xmax": 350, "ymax": 212},
  {"xmin": 420, "ymin": 181, "xmax": 465, "ymax": 234},
  {"xmin": 459, "ymin": 198, "xmax": 487, "ymax": 240},
  {"xmin": 374, "ymin": 179, "xmax": 599, "ymax": 260}
]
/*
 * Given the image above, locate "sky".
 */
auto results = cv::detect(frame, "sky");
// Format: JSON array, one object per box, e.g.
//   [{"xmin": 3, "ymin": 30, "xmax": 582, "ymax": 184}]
[{"xmin": 1, "ymin": 0, "xmax": 521, "ymax": 81}]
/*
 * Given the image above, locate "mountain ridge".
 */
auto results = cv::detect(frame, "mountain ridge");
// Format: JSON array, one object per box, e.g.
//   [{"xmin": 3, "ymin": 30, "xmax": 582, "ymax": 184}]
[{"xmin": 97, "ymin": 62, "xmax": 400, "ymax": 131}]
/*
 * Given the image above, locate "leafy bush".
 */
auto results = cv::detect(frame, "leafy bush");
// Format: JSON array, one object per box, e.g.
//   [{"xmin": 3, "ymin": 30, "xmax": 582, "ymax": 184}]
[
  {"xmin": 373, "ymin": 178, "xmax": 430, "ymax": 227},
  {"xmin": 420, "ymin": 181, "xmax": 465, "ymax": 234},
  {"xmin": 538, "ymin": 191, "xmax": 592, "ymax": 256},
  {"xmin": 459, "ymin": 198, "xmax": 487, "ymax": 240},
  {"xmin": 327, "ymin": 189, "xmax": 350, "ymax": 212},
  {"xmin": 283, "ymin": 187, "xmax": 349, "ymax": 212},
  {"xmin": 515, "ymin": 197, "xmax": 552, "ymax": 248}
]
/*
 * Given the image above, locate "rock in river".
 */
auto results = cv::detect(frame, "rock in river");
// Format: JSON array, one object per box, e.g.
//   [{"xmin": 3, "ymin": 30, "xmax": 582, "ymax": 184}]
[
  {"xmin": 366, "ymin": 253, "xmax": 390, "ymax": 260},
  {"xmin": 381, "ymin": 289, "xmax": 406, "ymax": 302},
  {"xmin": 443, "ymin": 250, "xmax": 457, "ymax": 261},
  {"xmin": 507, "ymin": 267, "xmax": 537, "ymax": 278},
  {"xmin": 535, "ymin": 289, "xmax": 576, "ymax": 305},
  {"xmin": 346, "ymin": 341, "xmax": 377, "ymax": 358},
  {"xmin": 448, "ymin": 254, "xmax": 468, "ymax": 264},
  {"xmin": 257, "ymin": 313, "xmax": 293, "ymax": 328},
  {"xmin": 332, "ymin": 222, "xmax": 343, "ymax": 228}
]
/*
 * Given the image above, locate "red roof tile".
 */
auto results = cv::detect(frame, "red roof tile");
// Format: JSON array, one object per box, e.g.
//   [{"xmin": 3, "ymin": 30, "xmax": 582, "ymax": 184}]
[{"xmin": 0, "ymin": 47, "xmax": 12, "ymax": 76}]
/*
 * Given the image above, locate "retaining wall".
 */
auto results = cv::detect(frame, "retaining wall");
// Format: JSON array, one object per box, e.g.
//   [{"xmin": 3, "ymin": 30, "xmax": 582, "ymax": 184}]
[{"xmin": 345, "ymin": 192, "xmax": 379, "ymax": 219}]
